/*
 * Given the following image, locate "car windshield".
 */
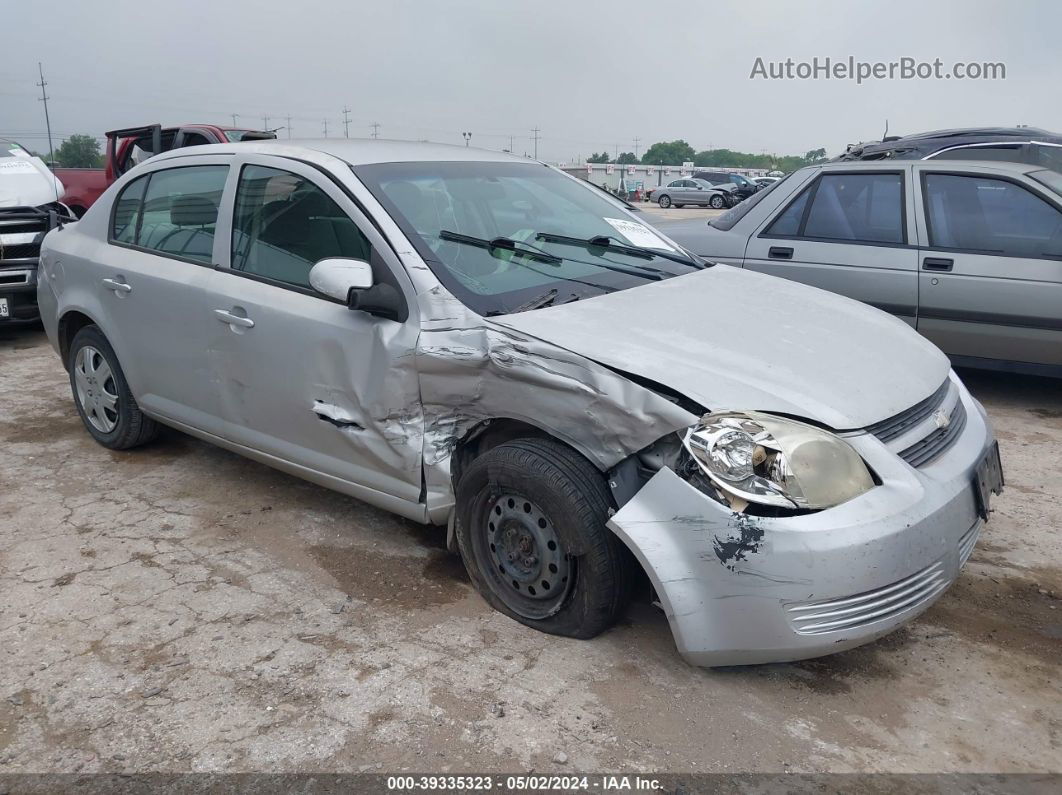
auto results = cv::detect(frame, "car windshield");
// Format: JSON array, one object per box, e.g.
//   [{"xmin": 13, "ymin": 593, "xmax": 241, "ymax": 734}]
[{"xmin": 354, "ymin": 160, "xmax": 700, "ymax": 315}]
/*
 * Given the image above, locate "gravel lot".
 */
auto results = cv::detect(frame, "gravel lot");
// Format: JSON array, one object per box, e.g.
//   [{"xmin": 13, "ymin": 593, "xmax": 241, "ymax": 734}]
[{"xmin": 1, "ymin": 325, "xmax": 1060, "ymax": 775}]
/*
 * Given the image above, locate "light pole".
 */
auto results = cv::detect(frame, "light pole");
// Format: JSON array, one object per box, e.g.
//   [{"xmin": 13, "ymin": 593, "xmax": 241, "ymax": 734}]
[{"xmin": 462, "ymin": 132, "xmax": 472, "ymax": 147}]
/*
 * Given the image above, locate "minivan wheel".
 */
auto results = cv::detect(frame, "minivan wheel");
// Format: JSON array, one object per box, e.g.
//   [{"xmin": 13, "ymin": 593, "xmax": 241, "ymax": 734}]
[
  {"xmin": 68, "ymin": 326, "xmax": 159, "ymax": 450},
  {"xmin": 709, "ymin": 194, "xmax": 726, "ymax": 209},
  {"xmin": 657, "ymin": 195, "xmax": 671, "ymax": 208},
  {"xmin": 455, "ymin": 438, "xmax": 632, "ymax": 639}
]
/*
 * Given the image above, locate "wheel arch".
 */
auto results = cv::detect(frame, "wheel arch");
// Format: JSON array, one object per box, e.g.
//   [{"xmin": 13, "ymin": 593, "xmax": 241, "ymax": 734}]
[{"xmin": 58, "ymin": 309, "xmax": 100, "ymax": 368}]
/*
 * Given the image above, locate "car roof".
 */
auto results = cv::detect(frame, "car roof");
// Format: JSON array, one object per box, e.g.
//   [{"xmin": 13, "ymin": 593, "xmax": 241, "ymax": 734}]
[{"xmin": 151, "ymin": 138, "xmax": 527, "ymax": 166}]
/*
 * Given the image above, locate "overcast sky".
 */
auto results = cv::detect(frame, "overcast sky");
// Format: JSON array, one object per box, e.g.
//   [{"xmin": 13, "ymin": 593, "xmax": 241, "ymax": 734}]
[{"xmin": 1, "ymin": 0, "xmax": 1056, "ymax": 163}]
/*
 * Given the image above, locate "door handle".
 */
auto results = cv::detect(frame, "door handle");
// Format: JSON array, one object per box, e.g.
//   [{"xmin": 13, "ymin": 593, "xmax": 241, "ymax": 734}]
[
  {"xmin": 102, "ymin": 277, "xmax": 132, "ymax": 293},
  {"xmin": 922, "ymin": 257, "xmax": 954, "ymax": 272},
  {"xmin": 768, "ymin": 246, "xmax": 793, "ymax": 260},
  {"xmin": 213, "ymin": 309, "xmax": 255, "ymax": 329}
]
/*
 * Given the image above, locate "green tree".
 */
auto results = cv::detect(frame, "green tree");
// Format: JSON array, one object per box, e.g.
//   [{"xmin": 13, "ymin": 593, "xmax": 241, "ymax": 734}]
[
  {"xmin": 615, "ymin": 151, "xmax": 638, "ymax": 164},
  {"xmin": 53, "ymin": 135, "xmax": 103, "ymax": 168},
  {"xmin": 803, "ymin": 147, "xmax": 828, "ymax": 163},
  {"xmin": 586, "ymin": 152, "xmax": 610, "ymax": 163},
  {"xmin": 640, "ymin": 140, "xmax": 696, "ymax": 165}
]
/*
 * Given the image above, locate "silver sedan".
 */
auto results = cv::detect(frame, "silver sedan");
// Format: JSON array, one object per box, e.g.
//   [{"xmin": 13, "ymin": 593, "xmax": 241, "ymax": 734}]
[
  {"xmin": 649, "ymin": 178, "xmax": 734, "ymax": 209},
  {"xmin": 37, "ymin": 140, "xmax": 1002, "ymax": 666}
]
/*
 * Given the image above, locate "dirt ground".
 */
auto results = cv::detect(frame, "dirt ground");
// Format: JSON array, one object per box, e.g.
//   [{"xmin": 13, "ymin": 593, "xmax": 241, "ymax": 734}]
[{"xmin": 0, "ymin": 326, "xmax": 1059, "ymax": 775}]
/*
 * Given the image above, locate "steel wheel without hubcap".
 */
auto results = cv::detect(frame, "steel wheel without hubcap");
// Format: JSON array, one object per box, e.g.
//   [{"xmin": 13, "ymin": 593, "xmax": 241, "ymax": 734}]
[
  {"xmin": 73, "ymin": 345, "xmax": 119, "ymax": 433},
  {"xmin": 480, "ymin": 493, "xmax": 572, "ymax": 619}
]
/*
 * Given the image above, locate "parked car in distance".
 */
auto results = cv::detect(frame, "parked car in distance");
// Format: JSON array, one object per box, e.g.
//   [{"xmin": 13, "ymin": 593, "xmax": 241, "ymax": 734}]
[
  {"xmin": 837, "ymin": 126, "xmax": 1062, "ymax": 172},
  {"xmin": 692, "ymin": 170, "xmax": 761, "ymax": 200},
  {"xmin": 55, "ymin": 123, "xmax": 276, "ymax": 217},
  {"xmin": 665, "ymin": 160, "xmax": 1062, "ymax": 377},
  {"xmin": 1, "ymin": 138, "xmax": 76, "ymax": 325},
  {"xmin": 648, "ymin": 178, "xmax": 736, "ymax": 209},
  {"xmin": 752, "ymin": 176, "xmax": 781, "ymax": 187},
  {"xmin": 38, "ymin": 140, "xmax": 1001, "ymax": 667}
]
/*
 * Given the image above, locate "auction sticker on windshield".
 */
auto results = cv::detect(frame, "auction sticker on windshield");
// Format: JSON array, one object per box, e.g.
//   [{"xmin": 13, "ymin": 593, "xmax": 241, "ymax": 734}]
[{"xmin": 603, "ymin": 217, "xmax": 676, "ymax": 251}]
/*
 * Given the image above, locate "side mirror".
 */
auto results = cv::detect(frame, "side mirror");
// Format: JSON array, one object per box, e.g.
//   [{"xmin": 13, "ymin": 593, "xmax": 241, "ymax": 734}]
[{"xmin": 309, "ymin": 258, "xmax": 374, "ymax": 304}]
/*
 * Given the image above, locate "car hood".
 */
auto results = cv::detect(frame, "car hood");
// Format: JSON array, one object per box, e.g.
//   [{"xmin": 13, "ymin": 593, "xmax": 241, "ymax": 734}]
[
  {"xmin": 490, "ymin": 265, "xmax": 950, "ymax": 430},
  {"xmin": 0, "ymin": 150, "xmax": 64, "ymax": 209}
]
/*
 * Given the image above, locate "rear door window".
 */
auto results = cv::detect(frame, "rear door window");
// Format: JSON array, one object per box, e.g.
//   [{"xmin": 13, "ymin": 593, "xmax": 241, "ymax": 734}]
[
  {"xmin": 923, "ymin": 173, "xmax": 1062, "ymax": 258},
  {"xmin": 110, "ymin": 175, "xmax": 149, "ymax": 244},
  {"xmin": 133, "ymin": 165, "xmax": 228, "ymax": 263}
]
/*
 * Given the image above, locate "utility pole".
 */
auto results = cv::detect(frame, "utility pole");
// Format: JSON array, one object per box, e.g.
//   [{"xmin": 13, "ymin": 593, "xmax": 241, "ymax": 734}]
[
  {"xmin": 462, "ymin": 132, "xmax": 471, "ymax": 147},
  {"xmin": 231, "ymin": 113, "xmax": 239, "ymax": 127},
  {"xmin": 285, "ymin": 115, "xmax": 292, "ymax": 139},
  {"xmin": 530, "ymin": 127, "xmax": 541, "ymax": 160},
  {"xmin": 370, "ymin": 121, "xmax": 380, "ymax": 139},
  {"xmin": 509, "ymin": 135, "xmax": 514, "ymax": 153},
  {"xmin": 633, "ymin": 137, "xmax": 641, "ymax": 159},
  {"xmin": 262, "ymin": 115, "xmax": 270, "ymax": 130},
  {"xmin": 36, "ymin": 63, "xmax": 55, "ymax": 166},
  {"xmin": 342, "ymin": 107, "xmax": 351, "ymax": 138},
  {"xmin": 322, "ymin": 119, "xmax": 329, "ymax": 137}
]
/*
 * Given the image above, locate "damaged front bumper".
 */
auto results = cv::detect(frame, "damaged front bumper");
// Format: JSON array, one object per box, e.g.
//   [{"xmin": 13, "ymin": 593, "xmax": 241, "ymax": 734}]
[{"xmin": 608, "ymin": 384, "xmax": 996, "ymax": 667}]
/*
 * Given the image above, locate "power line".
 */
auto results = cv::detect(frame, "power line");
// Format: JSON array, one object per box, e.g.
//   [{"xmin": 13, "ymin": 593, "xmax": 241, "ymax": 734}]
[
  {"xmin": 36, "ymin": 63, "xmax": 55, "ymax": 165},
  {"xmin": 342, "ymin": 106, "xmax": 351, "ymax": 138}
]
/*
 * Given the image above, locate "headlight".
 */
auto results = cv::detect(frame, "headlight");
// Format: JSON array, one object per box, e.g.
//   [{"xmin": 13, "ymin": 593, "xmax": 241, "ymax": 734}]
[{"xmin": 682, "ymin": 412, "xmax": 874, "ymax": 510}]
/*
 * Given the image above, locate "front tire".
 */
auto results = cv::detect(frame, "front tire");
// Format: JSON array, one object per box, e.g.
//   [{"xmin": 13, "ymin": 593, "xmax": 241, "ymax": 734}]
[
  {"xmin": 68, "ymin": 325, "xmax": 159, "ymax": 450},
  {"xmin": 657, "ymin": 195, "xmax": 671, "ymax": 208},
  {"xmin": 455, "ymin": 438, "xmax": 632, "ymax": 639},
  {"xmin": 709, "ymin": 195, "xmax": 726, "ymax": 209}
]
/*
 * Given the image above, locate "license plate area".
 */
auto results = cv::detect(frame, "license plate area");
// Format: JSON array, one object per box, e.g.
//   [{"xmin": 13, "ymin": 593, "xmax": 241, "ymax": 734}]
[
  {"xmin": 0, "ymin": 297, "xmax": 8, "ymax": 318},
  {"xmin": 973, "ymin": 441, "xmax": 1004, "ymax": 521}
]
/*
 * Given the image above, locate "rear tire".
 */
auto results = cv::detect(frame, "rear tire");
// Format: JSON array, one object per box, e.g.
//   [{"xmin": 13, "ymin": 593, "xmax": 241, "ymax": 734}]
[
  {"xmin": 657, "ymin": 195, "xmax": 671, "ymax": 208},
  {"xmin": 68, "ymin": 325, "xmax": 159, "ymax": 450},
  {"xmin": 455, "ymin": 438, "xmax": 632, "ymax": 639}
]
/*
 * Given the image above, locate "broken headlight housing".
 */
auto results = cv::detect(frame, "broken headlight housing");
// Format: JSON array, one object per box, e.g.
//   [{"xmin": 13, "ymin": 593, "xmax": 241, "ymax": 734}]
[{"xmin": 681, "ymin": 412, "xmax": 874, "ymax": 510}]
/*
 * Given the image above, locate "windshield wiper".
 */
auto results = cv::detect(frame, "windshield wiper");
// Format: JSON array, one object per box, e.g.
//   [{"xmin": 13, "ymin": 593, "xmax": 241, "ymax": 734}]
[
  {"xmin": 438, "ymin": 230, "xmax": 561, "ymax": 264},
  {"xmin": 487, "ymin": 289, "xmax": 581, "ymax": 317},
  {"xmin": 535, "ymin": 232, "xmax": 706, "ymax": 270},
  {"xmin": 439, "ymin": 229, "xmax": 662, "ymax": 282}
]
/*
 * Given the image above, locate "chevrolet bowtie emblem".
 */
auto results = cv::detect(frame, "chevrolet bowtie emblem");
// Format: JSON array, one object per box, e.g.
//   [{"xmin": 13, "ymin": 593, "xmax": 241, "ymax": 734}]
[{"xmin": 933, "ymin": 408, "xmax": 951, "ymax": 429}]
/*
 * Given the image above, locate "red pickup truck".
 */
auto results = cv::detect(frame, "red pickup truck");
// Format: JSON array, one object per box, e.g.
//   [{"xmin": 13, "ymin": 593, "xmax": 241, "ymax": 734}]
[{"xmin": 55, "ymin": 123, "xmax": 275, "ymax": 216}]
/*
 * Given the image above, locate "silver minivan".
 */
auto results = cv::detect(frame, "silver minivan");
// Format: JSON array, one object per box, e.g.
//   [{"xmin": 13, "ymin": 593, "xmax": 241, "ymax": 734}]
[
  {"xmin": 36, "ymin": 141, "xmax": 1001, "ymax": 666},
  {"xmin": 664, "ymin": 160, "xmax": 1062, "ymax": 377}
]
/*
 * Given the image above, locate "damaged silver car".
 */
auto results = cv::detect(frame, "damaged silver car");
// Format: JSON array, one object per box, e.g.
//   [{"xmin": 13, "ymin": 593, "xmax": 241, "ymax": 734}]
[{"xmin": 37, "ymin": 140, "xmax": 1003, "ymax": 666}]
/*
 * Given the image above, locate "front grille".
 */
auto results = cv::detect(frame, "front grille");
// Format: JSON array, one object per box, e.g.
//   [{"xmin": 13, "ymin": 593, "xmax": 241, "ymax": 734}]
[
  {"xmin": 958, "ymin": 521, "xmax": 981, "ymax": 568},
  {"xmin": 785, "ymin": 560, "xmax": 948, "ymax": 635},
  {"xmin": 898, "ymin": 399, "xmax": 967, "ymax": 467},
  {"xmin": 866, "ymin": 380, "xmax": 950, "ymax": 443},
  {"xmin": 0, "ymin": 271, "xmax": 31, "ymax": 285},
  {"xmin": 0, "ymin": 242, "xmax": 40, "ymax": 261}
]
